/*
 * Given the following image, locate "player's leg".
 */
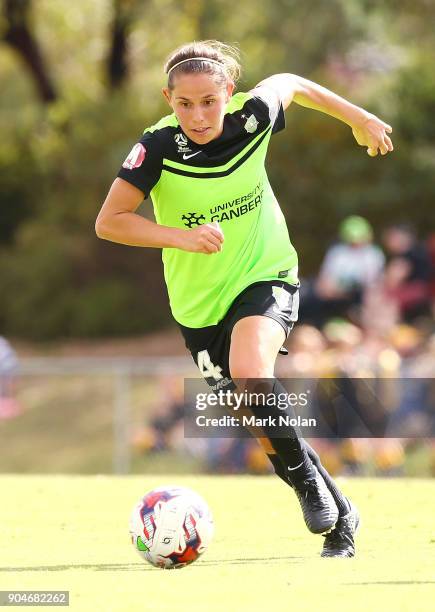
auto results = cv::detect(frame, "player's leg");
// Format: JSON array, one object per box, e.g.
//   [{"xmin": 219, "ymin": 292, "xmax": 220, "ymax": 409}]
[
  {"xmin": 263, "ymin": 432, "xmax": 352, "ymax": 518},
  {"xmin": 301, "ymin": 441, "xmax": 350, "ymax": 515},
  {"xmin": 178, "ymin": 281, "xmax": 357, "ymax": 551},
  {"xmin": 229, "ymin": 315, "xmax": 359, "ymax": 553},
  {"xmin": 229, "ymin": 315, "xmax": 339, "ymax": 534},
  {"xmin": 229, "ymin": 315, "xmax": 312, "ymax": 482},
  {"xmin": 300, "ymin": 439, "xmax": 359, "ymax": 556}
]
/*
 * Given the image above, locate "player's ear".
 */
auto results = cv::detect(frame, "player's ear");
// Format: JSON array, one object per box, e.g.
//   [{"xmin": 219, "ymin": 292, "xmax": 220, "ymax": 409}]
[
  {"xmin": 162, "ymin": 87, "xmax": 172, "ymax": 106},
  {"xmin": 225, "ymin": 80, "xmax": 235, "ymax": 102}
]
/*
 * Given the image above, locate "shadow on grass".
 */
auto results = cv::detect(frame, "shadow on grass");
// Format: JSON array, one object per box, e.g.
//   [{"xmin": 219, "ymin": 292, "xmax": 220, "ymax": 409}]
[
  {"xmin": 347, "ymin": 581, "xmax": 435, "ymax": 585},
  {"xmin": 0, "ymin": 556, "xmax": 305, "ymax": 572},
  {"xmin": 198, "ymin": 556, "xmax": 305, "ymax": 566},
  {"xmin": 0, "ymin": 563, "xmax": 152, "ymax": 572}
]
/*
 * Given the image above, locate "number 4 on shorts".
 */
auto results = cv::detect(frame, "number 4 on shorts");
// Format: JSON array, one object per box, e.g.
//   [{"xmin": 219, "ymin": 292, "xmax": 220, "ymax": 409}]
[{"xmin": 197, "ymin": 350, "xmax": 223, "ymax": 381}]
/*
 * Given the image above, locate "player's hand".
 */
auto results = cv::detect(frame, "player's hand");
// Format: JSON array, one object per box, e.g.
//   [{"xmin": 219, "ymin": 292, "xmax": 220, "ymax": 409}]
[
  {"xmin": 352, "ymin": 113, "xmax": 393, "ymax": 157},
  {"xmin": 180, "ymin": 221, "xmax": 224, "ymax": 254}
]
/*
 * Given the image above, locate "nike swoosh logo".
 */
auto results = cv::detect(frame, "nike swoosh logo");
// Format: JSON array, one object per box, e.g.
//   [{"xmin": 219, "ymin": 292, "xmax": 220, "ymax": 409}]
[{"xmin": 183, "ymin": 151, "xmax": 202, "ymax": 160}]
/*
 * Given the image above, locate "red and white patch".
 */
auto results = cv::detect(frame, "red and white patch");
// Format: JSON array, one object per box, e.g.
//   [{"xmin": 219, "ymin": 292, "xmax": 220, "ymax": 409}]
[{"xmin": 122, "ymin": 143, "xmax": 146, "ymax": 170}]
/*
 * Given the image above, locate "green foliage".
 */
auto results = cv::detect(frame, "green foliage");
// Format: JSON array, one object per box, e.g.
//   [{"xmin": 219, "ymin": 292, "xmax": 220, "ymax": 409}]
[{"xmin": 1, "ymin": 0, "xmax": 435, "ymax": 338}]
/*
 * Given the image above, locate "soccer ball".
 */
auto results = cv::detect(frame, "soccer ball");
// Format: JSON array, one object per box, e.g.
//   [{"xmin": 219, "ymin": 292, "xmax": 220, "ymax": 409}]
[{"xmin": 129, "ymin": 485, "xmax": 214, "ymax": 569}]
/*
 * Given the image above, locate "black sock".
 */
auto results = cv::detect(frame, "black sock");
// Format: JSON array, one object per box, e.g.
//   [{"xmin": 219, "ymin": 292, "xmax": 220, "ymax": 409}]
[
  {"xmin": 268, "ymin": 445, "xmax": 350, "ymax": 517},
  {"xmin": 244, "ymin": 378, "xmax": 314, "ymax": 485},
  {"xmin": 255, "ymin": 382, "xmax": 350, "ymax": 515},
  {"xmin": 267, "ymin": 453, "xmax": 289, "ymax": 485},
  {"xmin": 301, "ymin": 440, "xmax": 350, "ymax": 516}
]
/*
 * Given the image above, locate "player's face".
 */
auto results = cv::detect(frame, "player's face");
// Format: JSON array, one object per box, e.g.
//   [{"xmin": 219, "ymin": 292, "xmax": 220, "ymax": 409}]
[{"xmin": 163, "ymin": 73, "xmax": 234, "ymax": 144}]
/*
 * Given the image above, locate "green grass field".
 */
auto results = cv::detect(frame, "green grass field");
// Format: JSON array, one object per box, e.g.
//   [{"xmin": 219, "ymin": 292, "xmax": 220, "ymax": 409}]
[{"xmin": 1, "ymin": 476, "xmax": 434, "ymax": 611}]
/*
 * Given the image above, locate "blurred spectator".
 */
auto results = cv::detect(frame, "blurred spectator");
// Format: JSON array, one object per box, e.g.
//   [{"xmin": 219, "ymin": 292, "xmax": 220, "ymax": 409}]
[
  {"xmin": 313, "ymin": 319, "xmax": 375, "ymax": 475},
  {"xmin": 0, "ymin": 336, "xmax": 22, "ymax": 420},
  {"xmin": 381, "ymin": 224, "xmax": 432, "ymax": 321},
  {"xmin": 277, "ymin": 324, "xmax": 328, "ymax": 377},
  {"xmin": 132, "ymin": 374, "xmax": 186, "ymax": 453},
  {"xmin": 426, "ymin": 233, "xmax": 435, "ymax": 310},
  {"xmin": 132, "ymin": 374, "xmax": 271, "ymax": 474},
  {"xmin": 204, "ymin": 437, "xmax": 272, "ymax": 475},
  {"xmin": 361, "ymin": 269, "xmax": 401, "ymax": 336},
  {"xmin": 385, "ymin": 326, "xmax": 435, "ymax": 438},
  {"xmin": 131, "ymin": 323, "xmax": 434, "ymax": 477},
  {"xmin": 300, "ymin": 215, "xmax": 385, "ymax": 327},
  {"xmin": 280, "ymin": 319, "xmax": 412, "ymax": 476}
]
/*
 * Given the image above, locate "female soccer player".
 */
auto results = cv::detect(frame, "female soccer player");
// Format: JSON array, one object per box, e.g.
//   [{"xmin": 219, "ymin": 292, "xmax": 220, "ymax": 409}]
[{"xmin": 96, "ymin": 40, "xmax": 393, "ymax": 558}]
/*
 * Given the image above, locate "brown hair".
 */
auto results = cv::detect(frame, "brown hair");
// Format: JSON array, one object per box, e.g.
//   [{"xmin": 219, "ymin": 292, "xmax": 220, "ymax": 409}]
[{"xmin": 164, "ymin": 40, "xmax": 241, "ymax": 89}]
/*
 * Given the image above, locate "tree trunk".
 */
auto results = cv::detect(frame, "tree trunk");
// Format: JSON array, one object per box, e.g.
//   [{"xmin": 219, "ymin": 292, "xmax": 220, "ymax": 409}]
[
  {"xmin": 2, "ymin": 0, "xmax": 57, "ymax": 103},
  {"xmin": 107, "ymin": 0, "xmax": 138, "ymax": 90}
]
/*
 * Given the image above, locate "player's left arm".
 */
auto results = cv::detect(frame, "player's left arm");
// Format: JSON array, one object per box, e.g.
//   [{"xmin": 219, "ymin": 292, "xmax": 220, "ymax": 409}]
[{"xmin": 256, "ymin": 73, "xmax": 393, "ymax": 157}]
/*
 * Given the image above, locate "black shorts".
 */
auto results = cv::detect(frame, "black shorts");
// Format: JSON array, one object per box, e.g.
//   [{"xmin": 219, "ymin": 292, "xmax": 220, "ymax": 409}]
[{"xmin": 178, "ymin": 281, "xmax": 299, "ymax": 391}]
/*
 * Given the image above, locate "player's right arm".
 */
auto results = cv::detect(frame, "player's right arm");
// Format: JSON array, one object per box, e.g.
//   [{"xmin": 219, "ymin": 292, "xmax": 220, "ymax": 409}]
[
  {"xmin": 95, "ymin": 177, "xmax": 224, "ymax": 254},
  {"xmin": 255, "ymin": 74, "xmax": 393, "ymax": 157}
]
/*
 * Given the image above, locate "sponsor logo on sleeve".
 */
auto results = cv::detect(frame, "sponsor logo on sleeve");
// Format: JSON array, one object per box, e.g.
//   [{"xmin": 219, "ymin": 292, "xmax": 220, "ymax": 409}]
[
  {"xmin": 243, "ymin": 114, "xmax": 259, "ymax": 133},
  {"xmin": 122, "ymin": 143, "xmax": 146, "ymax": 169}
]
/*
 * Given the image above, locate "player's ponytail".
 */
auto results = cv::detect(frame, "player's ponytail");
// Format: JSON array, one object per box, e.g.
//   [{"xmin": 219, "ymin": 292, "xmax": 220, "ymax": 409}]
[{"xmin": 164, "ymin": 40, "xmax": 241, "ymax": 89}]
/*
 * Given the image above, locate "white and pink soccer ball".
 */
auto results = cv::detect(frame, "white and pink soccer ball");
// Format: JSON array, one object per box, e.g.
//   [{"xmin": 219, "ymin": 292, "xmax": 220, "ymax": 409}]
[{"xmin": 129, "ymin": 486, "xmax": 214, "ymax": 569}]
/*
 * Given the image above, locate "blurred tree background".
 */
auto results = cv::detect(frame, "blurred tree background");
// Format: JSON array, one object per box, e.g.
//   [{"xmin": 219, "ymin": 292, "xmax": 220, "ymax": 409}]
[{"xmin": 1, "ymin": 0, "xmax": 434, "ymax": 339}]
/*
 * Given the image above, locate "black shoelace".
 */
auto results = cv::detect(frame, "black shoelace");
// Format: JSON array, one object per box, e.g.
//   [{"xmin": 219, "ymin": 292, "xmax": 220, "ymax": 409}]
[
  {"xmin": 323, "ymin": 528, "xmax": 341, "ymax": 544},
  {"xmin": 301, "ymin": 479, "xmax": 325, "ymax": 511},
  {"xmin": 323, "ymin": 524, "xmax": 353, "ymax": 548}
]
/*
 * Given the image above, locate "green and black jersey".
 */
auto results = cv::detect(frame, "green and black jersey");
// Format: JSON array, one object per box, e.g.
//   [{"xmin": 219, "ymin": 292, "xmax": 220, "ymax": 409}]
[{"xmin": 117, "ymin": 86, "xmax": 299, "ymax": 328}]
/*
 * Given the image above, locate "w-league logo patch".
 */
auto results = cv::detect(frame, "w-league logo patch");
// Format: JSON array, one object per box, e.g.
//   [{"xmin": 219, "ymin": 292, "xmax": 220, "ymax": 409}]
[
  {"xmin": 122, "ymin": 143, "xmax": 146, "ymax": 169},
  {"xmin": 174, "ymin": 132, "xmax": 192, "ymax": 154},
  {"xmin": 174, "ymin": 133, "xmax": 188, "ymax": 146}
]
